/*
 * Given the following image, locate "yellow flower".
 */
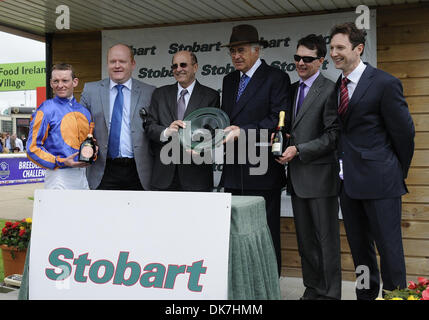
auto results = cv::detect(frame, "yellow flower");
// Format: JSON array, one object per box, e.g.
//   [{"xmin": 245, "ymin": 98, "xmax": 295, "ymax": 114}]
[
  {"xmin": 25, "ymin": 218, "xmax": 32, "ymax": 223},
  {"xmin": 407, "ymin": 295, "xmax": 419, "ymax": 300},
  {"xmin": 375, "ymin": 297, "xmax": 385, "ymax": 300},
  {"xmin": 390, "ymin": 297, "xmax": 404, "ymax": 300},
  {"xmin": 19, "ymin": 226, "xmax": 24, "ymax": 230}
]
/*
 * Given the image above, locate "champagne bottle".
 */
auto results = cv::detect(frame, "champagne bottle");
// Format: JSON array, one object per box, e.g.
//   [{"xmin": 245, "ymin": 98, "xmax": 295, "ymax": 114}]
[
  {"xmin": 272, "ymin": 111, "xmax": 287, "ymax": 157},
  {"xmin": 78, "ymin": 122, "xmax": 96, "ymax": 163}
]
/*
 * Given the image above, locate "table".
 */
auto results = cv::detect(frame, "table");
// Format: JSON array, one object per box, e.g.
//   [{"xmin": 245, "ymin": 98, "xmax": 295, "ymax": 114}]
[{"xmin": 18, "ymin": 195, "xmax": 280, "ymax": 300}]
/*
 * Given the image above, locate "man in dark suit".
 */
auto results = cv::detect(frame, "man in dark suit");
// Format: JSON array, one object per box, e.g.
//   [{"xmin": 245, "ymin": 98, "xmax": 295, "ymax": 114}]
[
  {"xmin": 276, "ymin": 34, "xmax": 341, "ymax": 300},
  {"xmin": 330, "ymin": 22, "xmax": 415, "ymax": 300},
  {"xmin": 221, "ymin": 24, "xmax": 290, "ymax": 274},
  {"xmin": 81, "ymin": 43, "xmax": 156, "ymax": 190},
  {"xmin": 146, "ymin": 50, "xmax": 220, "ymax": 191}
]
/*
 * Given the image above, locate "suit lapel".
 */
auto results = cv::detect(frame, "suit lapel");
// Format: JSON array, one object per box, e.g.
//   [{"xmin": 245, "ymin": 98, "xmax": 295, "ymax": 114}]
[
  {"xmin": 231, "ymin": 61, "xmax": 267, "ymax": 120},
  {"xmin": 100, "ymin": 79, "xmax": 110, "ymax": 129},
  {"xmin": 130, "ymin": 79, "xmax": 141, "ymax": 120},
  {"xmin": 168, "ymin": 84, "xmax": 178, "ymax": 120},
  {"xmin": 293, "ymin": 74, "xmax": 324, "ymax": 129}
]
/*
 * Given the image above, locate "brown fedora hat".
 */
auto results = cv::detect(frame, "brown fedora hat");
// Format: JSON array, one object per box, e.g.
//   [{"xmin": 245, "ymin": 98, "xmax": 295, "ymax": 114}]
[{"xmin": 222, "ymin": 24, "xmax": 269, "ymax": 48}]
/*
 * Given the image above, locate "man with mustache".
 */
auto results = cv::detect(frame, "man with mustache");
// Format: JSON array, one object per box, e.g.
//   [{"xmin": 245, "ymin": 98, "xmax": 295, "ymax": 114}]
[{"xmin": 146, "ymin": 50, "xmax": 220, "ymax": 191}]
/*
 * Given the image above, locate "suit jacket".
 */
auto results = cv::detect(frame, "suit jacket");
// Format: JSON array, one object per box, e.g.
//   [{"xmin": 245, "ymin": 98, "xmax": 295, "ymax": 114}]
[
  {"xmin": 80, "ymin": 78, "xmax": 156, "ymax": 190},
  {"xmin": 221, "ymin": 59, "xmax": 290, "ymax": 190},
  {"xmin": 337, "ymin": 63, "xmax": 415, "ymax": 199},
  {"xmin": 145, "ymin": 80, "xmax": 220, "ymax": 190},
  {"xmin": 287, "ymin": 73, "xmax": 340, "ymax": 198}
]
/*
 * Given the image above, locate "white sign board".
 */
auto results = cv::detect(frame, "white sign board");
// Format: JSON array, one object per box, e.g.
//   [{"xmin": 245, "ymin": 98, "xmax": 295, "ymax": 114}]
[
  {"xmin": 29, "ymin": 190, "xmax": 231, "ymax": 300},
  {"xmin": 102, "ymin": 10, "xmax": 377, "ymax": 89}
]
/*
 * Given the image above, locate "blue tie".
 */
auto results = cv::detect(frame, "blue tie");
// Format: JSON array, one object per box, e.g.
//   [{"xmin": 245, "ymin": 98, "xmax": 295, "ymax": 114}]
[
  {"xmin": 108, "ymin": 84, "xmax": 124, "ymax": 159},
  {"xmin": 295, "ymin": 82, "xmax": 306, "ymax": 116},
  {"xmin": 236, "ymin": 74, "xmax": 250, "ymax": 102}
]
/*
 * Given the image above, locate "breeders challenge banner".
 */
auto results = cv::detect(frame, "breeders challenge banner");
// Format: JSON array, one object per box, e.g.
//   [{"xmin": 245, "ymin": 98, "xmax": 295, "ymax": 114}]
[
  {"xmin": 102, "ymin": 10, "xmax": 377, "ymax": 90},
  {"xmin": 0, "ymin": 155, "xmax": 45, "ymax": 186}
]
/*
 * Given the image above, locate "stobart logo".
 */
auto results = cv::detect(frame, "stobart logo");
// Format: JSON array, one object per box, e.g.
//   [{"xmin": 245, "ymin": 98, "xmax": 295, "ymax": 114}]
[{"xmin": 45, "ymin": 247, "xmax": 207, "ymax": 292}]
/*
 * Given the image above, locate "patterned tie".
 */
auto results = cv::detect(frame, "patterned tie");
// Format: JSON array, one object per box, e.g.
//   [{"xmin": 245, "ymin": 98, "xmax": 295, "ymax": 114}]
[
  {"xmin": 295, "ymin": 82, "xmax": 306, "ymax": 116},
  {"xmin": 177, "ymin": 89, "xmax": 188, "ymax": 120},
  {"xmin": 338, "ymin": 77, "xmax": 350, "ymax": 117},
  {"xmin": 236, "ymin": 73, "xmax": 250, "ymax": 102},
  {"xmin": 108, "ymin": 84, "xmax": 124, "ymax": 159}
]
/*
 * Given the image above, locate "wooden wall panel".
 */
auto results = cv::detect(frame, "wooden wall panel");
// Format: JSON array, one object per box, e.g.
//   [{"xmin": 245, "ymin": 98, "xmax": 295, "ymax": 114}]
[
  {"xmin": 378, "ymin": 43, "xmax": 429, "ymax": 62},
  {"xmin": 414, "ymin": 134, "xmax": 429, "ymax": 150},
  {"xmin": 377, "ymin": 61, "xmax": 429, "ymax": 79},
  {"xmin": 51, "ymin": 32, "xmax": 101, "ymax": 101},
  {"xmin": 406, "ymin": 97, "xmax": 429, "ymax": 114}
]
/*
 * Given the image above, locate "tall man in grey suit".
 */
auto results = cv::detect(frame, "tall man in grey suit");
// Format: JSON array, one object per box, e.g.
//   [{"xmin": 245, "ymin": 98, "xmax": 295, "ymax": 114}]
[
  {"xmin": 146, "ymin": 51, "xmax": 220, "ymax": 191},
  {"xmin": 80, "ymin": 44, "xmax": 156, "ymax": 190},
  {"xmin": 276, "ymin": 34, "xmax": 341, "ymax": 300}
]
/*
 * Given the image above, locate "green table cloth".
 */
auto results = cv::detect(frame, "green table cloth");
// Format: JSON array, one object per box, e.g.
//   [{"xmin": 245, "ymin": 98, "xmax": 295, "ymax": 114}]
[{"xmin": 19, "ymin": 195, "xmax": 280, "ymax": 300}]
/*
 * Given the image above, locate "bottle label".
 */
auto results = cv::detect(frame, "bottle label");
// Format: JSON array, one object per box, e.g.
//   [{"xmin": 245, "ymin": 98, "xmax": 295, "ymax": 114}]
[
  {"xmin": 272, "ymin": 143, "xmax": 281, "ymax": 153},
  {"xmin": 81, "ymin": 145, "xmax": 94, "ymax": 158}
]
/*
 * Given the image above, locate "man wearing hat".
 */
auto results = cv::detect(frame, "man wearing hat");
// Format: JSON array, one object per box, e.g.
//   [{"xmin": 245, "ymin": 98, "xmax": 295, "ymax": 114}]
[{"xmin": 221, "ymin": 24, "xmax": 291, "ymax": 275}]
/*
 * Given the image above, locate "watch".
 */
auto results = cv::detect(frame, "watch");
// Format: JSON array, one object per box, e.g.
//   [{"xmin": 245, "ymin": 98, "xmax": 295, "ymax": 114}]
[{"xmin": 295, "ymin": 145, "xmax": 300, "ymax": 156}]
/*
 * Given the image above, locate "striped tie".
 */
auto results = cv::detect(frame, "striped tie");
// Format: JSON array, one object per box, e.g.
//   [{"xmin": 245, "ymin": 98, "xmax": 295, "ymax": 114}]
[{"xmin": 338, "ymin": 77, "xmax": 350, "ymax": 117}]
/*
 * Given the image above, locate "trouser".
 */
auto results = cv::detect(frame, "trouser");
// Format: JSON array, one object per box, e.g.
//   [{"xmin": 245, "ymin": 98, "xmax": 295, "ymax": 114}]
[
  {"xmin": 292, "ymin": 195, "xmax": 341, "ymax": 299},
  {"xmin": 340, "ymin": 187, "xmax": 406, "ymax": 300}
]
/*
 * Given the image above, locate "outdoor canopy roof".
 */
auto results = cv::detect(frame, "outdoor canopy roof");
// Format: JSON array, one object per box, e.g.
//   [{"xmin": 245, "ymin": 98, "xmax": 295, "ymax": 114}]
[{"xmin": 0, "ymin": 0, "xmax": 428, "ymax": 37}]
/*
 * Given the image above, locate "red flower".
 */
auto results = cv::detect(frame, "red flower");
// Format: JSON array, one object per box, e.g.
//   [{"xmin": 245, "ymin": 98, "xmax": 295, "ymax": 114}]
[
  {"xmin": 1, "ymin": 227, "xmax": 7, "ymax": 235},
  {"xmin": 408, "ymin": 281, "xmax": 418, "ymax": 289},
  {"xmin": 19, "ymin": 229, "xmax": 26, "ymax": 237},
  {"xmin": 5, "ymin": 222, "xmax": 12, "ymax": 228},
  {"xmin": 12, "ymin": 222, "xmax": 19, "ymax": 229},
  {"xmin": 422, "ymin": 288, "xmax": 429, "ymax": 300},
  {"xmin": 418, "ymin": 277, "xmax": 429, "ymax": 287}
]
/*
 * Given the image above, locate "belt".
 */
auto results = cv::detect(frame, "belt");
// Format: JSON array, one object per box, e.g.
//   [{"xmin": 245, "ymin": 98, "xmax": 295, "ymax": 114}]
[{"xmin": 106, "ymin": 157, "xmax": 135, "ymax": 166}]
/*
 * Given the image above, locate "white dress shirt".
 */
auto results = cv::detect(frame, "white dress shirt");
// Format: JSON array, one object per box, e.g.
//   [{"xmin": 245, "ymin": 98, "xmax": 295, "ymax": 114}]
[
  {"xmin": 338, "ymin": 60, "xmax": 367, "ymax": 180},
  {"xmin": 343, "ymin": 60, "xmax": 367, "ymax": 99}
]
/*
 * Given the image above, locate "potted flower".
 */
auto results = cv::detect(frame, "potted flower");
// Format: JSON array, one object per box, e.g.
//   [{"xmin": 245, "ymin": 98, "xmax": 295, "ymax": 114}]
[
  {"xmin": 380, "ymin": 277, "xmax": 429, "ymax": 300},
  {"xmin": 0, "ymin": 218, "xmax": 32, "ymax": 277}
]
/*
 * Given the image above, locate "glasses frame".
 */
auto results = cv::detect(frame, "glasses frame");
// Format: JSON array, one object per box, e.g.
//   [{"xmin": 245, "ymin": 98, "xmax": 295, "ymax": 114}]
[
  {"xmin": 293, "ymin": 55, "xmax": 321, "ymax": 63},
  {"xmin": 171, "ymin": 62, "xmax": 190, "ymax": 70}
]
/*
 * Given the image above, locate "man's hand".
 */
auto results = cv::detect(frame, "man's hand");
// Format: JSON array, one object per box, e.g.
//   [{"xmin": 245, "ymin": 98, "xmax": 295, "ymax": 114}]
[
  {"xmin": 223, "ymin": 125, "xmax": 241, "ymax": 143},
  {"xmin": 275, "ymin": 145, "xmax": 298, "ymax": 165},
  {"xmin": 63, "ymin": 152, "xmax": 90, "ymax": 168},
  {"xmin": 165, "ymin": 120, "xmax": 186, "ymax": 137}
]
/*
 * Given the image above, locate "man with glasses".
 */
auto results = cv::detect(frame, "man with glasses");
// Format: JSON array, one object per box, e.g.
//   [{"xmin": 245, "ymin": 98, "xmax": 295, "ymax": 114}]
[
  {"xmin": 221, "ymin": 24, "xmax": 290, "ymax": 275},
  {"xmin": 276, "ymin": 34, "xmax": 341, "ymax": 300},
  {"xmin": 81, "ymin": 43, "xmax": 156, "ymax": 190},
  {"xmin": 146, "ymin": 50, "xmax": 220, "ymax": 191}
]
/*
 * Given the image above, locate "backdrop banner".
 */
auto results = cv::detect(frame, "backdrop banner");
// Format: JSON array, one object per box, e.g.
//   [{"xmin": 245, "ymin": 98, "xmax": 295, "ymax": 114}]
[
  {"xmin": 29, "ymin": 190, "xmax": 231, "ymax": 299},
  {"xmin": 102, "ymin": 10, "xmax": 376, "ymax": 90}
]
